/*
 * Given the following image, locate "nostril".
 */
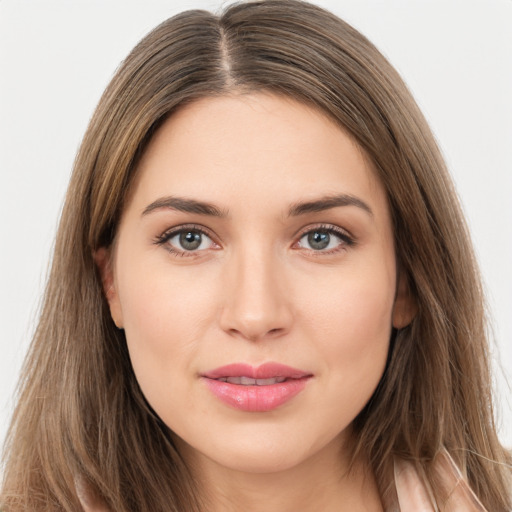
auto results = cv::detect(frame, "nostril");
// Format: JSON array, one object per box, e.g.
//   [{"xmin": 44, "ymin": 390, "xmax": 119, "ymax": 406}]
[
  {"xmin": 227, "ymin": 327, "xmax": 285, "ymax": 342},
  {"xmin": 267, "ymin": 328, "xmax": 284, "ymax": 337}
]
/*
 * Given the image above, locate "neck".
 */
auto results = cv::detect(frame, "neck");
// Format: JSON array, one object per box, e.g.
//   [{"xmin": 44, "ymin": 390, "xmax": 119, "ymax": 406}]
[{"xmin": 178, "ymin": 434, "xmax": 383, "ymax": 512}]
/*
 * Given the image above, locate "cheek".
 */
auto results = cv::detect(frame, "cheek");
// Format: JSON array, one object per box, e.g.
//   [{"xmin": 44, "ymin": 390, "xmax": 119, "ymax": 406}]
[
  {"xmin": 306, "ymin": 260, "xmax": 394, "ymax": 341},
  {"xmin": 114, "ymin": 257, "xmax": 218, "ymax": 399},
  {"xmin": 303, "ymin": 264, "xmax": 394, "ymax": 402}
]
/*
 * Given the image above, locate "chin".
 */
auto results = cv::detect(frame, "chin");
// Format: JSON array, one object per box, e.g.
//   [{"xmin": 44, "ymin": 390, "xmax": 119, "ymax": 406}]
[
  {"xmin": 209, "ymin": 443, "xmax": 313, "ymax": 475},
  {"xmin": 172, "ymin": 419, "xmax": 348, "ymax": 476}
]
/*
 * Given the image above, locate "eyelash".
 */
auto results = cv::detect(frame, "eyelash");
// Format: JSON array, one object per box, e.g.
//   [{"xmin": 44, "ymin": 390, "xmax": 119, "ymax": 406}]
[
  {"xmin": 153, "ymin": 224, "xmax": 217, "ymax": 257},
  {"xmin": 153, "ymin": 223, "xmax": 356, "ymax": 257},
  {"xmin": 295, "ymin": 224, "xmax": 355, "ymax": 255}
]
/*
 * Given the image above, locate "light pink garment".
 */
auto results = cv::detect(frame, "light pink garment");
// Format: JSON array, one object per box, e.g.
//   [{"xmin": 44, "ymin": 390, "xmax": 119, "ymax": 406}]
[
  {"xmin": 390, "ymin": 450, "xmax": 487, "ymax": 511},
  {"xmin": 76, "ymin": 449, "xmax": 488, "ymax": 512}
]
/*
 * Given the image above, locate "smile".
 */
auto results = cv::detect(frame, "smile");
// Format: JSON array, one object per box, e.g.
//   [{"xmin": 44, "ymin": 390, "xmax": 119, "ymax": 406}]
[{"xmin": 201, "ymin": 363, "xmax": 312, "ymax": 412}]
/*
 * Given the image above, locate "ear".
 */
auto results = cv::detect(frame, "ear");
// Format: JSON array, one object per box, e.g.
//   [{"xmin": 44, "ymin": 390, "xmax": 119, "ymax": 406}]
[
  {"xmin": 392, "ymin": 271, "xmax": 417, "ymax": 329},
  {"xmin": 93, "ymin": 247, "xmax": 124, "ymax": 329}
]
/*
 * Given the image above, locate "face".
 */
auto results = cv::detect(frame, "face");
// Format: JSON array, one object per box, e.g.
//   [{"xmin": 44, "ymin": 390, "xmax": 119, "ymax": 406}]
[{"xmin": 99, "ymin": 93, "xmax": 412, "ymax": 474}]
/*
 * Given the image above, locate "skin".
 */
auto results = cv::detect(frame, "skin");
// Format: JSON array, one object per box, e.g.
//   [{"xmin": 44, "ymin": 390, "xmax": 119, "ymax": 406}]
[{"xmin": 97, "ymin": 93, "xmax": 414, "ymax": 512}]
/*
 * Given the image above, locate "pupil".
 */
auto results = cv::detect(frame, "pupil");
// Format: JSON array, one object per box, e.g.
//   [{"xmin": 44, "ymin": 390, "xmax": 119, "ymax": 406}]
[
  {"xmin": 180, "ymin": 231, "xmax": 202, "ymax": 250},
  {"xmin": 308, "ymin": 231, "xmax": 330, "ymax": 250}
]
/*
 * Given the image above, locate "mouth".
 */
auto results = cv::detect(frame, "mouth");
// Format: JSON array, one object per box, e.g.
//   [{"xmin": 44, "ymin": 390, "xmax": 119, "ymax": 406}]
[
  {"xmin": 215, "ymin": 376, "xmax": 287, "ymax": 385},
  {"xmin": 201, "ymin": 363, "xmax": 312, "ymax": 412}
]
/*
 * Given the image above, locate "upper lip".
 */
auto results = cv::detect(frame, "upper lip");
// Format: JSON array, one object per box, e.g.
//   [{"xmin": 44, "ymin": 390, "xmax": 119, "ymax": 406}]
[{"xmin": 202, "ymin": 362, "xmax": 312, "ymax": 380}]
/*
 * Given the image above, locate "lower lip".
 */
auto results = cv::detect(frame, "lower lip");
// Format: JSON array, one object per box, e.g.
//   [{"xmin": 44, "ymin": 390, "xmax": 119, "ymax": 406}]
[{"xmin": 203, "ymin": 377, "xmax": 310, "ymax": 412}]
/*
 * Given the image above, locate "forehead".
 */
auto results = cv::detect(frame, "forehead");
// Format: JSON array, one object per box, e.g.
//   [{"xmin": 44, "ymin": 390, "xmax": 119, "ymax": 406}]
[{"xmin": 127, "ymin": 93, "xmax": 386, "ymax": 217}]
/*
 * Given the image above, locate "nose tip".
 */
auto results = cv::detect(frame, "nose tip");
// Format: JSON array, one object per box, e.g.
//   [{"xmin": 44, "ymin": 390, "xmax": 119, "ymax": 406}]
[{"xmin": 219, "ymin": 254, "xmax": 293, "ymax": 342}]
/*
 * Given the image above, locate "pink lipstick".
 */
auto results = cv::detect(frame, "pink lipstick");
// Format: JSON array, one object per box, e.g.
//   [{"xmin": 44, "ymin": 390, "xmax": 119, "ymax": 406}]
[{"xmin": 201, "ymin": 363, "xmax": 312, "ymax": 412}]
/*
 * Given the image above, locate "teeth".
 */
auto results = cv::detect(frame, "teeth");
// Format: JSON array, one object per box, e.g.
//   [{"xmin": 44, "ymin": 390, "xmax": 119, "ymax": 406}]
[
  {"xmin": 221, "ymin": 376, "xmax": 287, "ymax": 386},
  {"xmin": 256, "ymin": 377, "xmax": 286, "ymax": 385}
]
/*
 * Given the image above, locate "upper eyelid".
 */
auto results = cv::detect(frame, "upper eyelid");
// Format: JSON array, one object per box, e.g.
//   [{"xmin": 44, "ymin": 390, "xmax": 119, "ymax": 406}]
[
  {"xmin": 295, "ymin": 223, "xmax": 354, "ymax": 240},
  {"xmin": 157, "ymin": 223, "xmax": 216, "ymax": 241}
]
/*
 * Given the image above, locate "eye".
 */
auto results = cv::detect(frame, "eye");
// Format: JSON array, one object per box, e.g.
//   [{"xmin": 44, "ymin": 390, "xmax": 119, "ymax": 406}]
[
  {"xmin": 296, "ymin": 226, "xmax": 354, "ymax": 253},
  {"xmin": 154, "ymin": 225, "xmax": 218, "ymax": 256}
]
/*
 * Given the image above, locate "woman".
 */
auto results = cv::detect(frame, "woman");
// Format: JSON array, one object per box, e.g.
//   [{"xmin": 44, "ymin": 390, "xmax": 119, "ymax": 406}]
[{"xmin": 1, "ymin": 1, "xmax": 510, "ymax": 510}]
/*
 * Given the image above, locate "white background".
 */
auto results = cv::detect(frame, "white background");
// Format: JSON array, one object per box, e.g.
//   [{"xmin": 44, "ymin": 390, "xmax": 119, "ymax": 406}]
[{"xmin": 1, "ymin": 0, "xmax": 511, "ymax": 455}]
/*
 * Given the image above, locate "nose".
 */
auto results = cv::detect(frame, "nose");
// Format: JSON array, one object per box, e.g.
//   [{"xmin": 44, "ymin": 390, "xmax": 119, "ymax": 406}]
[{"xmin": 219, "ymin": 247, "xmax": 294, "ymax": 342}]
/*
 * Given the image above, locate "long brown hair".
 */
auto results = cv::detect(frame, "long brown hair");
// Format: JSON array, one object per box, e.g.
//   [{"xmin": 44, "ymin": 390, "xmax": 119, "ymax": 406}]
[{"xmin": 2, "ymin": 1, "xmax": 510, "ymax": 510}]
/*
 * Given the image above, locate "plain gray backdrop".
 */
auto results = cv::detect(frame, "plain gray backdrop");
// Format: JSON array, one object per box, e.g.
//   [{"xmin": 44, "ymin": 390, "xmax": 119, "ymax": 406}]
[{"xmin": 1, "ymin": 0, "xmax": 511, "ymax": 454}]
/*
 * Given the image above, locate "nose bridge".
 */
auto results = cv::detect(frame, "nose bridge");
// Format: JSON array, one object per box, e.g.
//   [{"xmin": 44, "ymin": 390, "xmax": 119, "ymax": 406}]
[{"xmin": 220, "ymin": 241, "xmax": 292, "ymax": 341}]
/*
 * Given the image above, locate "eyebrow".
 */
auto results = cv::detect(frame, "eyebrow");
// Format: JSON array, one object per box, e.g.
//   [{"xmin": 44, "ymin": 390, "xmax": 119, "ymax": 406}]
[
  {"xmin": 142, "ymin": 196, "xmax": 228, "ymax": 217},
  {"xmin": 287, "ymin": 194, "xmax": 373, "ymax": 217},
  {"xmin": 142, "ymin": 193, "xmax": 373, "ymax": 219}
]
